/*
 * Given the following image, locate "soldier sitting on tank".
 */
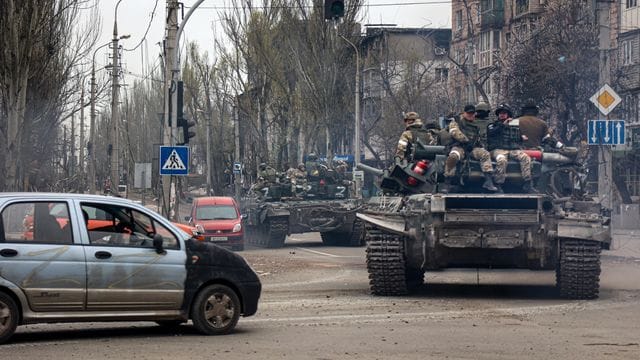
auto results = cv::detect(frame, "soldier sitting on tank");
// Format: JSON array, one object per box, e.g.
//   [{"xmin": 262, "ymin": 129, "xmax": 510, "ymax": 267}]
[
  {"xmin": 441, "ymin": 104, "xmax": 498, "ymax": 193},
  {"xmin": 395, "ymin": 111, "xmax": 437, "ymax": 164},
  {"xmin": 516, "ymin": 100, "xmax": 566, "ymax": 151},
  {"xmin": 284, "ymin": 163, "xmax": 308, "ymax": 197},
  {"xmin": 487, "ymin": 104, "xmax": 536, "ymax": 193}
]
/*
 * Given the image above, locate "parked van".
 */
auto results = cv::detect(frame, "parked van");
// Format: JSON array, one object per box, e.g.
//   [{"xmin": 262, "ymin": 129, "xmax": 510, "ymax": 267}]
[{"xmin": 187, "ymin": 197, "xmax": 245, "ymax": 251}]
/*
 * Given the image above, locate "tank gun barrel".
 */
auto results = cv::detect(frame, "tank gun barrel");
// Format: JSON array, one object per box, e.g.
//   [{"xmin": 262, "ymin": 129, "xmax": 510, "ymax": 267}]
[
  {"xmin": 413, "ymin": 143, "xmax": 446, "ymax": 160},
  {"xmin": 357, "ymin": 163, "xmax": 385, "ymax": 176},
  {"xmin": 542, "ymin": 152, "xmax": 575, "ymax": 164}
]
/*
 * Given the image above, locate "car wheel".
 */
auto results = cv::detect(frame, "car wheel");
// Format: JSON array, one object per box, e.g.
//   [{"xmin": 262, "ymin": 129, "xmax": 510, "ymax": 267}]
[
  {"xmin": 191, "ymin": 284, "xmax": 241, "ymax": 335},
  {"xmin": 0, "ymin": 292, "xmax": 18, "ymax": 344}
]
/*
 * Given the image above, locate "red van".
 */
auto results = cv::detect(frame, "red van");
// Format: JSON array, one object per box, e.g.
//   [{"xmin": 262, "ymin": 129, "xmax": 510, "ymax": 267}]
[{"xmin": 187, "ymin": 196, "xmax": 245, "ymax": 251}]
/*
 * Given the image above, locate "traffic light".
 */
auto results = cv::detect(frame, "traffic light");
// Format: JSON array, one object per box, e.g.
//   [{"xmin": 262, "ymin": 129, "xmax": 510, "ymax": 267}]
[
  {"xmin": 324, "ymin": 0, "xmax": 344, "ymax": 20},
  {"xmin": 176, "ymin": 80, "xmax": 196, "ymax": 145},
  {"xmin": 178, "ymin": 117, "xmax": 196, "ymax": 145}
]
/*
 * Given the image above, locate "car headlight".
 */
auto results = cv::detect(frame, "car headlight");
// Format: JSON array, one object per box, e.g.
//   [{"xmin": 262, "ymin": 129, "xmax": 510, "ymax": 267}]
[
  {"xmin": 232, "ymin": 223, "xmax": 242, "ymax": 233},
  {"xmin": 195, "ymin": 224, "xmax": 205, "ymax": 234}
]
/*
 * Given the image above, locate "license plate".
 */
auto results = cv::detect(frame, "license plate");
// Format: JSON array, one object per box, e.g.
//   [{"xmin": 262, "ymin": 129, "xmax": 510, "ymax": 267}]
[{"xmin": 210, "ymin": 236, "xmax": 228, "ymax": 242}]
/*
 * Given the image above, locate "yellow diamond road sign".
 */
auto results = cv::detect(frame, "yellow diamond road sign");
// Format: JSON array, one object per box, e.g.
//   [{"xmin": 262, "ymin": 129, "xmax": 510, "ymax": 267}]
[{"xmin": 590, "ymin": 84, "xmax": 621, "ymax": 116}]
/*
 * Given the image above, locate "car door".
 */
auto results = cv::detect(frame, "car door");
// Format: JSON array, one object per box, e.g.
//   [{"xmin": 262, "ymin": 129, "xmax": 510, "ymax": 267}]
[
  {"xmin": 80, "ymin": 201, "xmax": 186, "ymax": 311},
  {"xmin": 0, "ymin": 200, "xmax": 86, "ymax": 311}
]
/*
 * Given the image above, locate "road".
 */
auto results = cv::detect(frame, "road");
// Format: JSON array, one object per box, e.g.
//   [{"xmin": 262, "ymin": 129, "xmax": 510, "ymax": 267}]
[{"xmin": 2, "ymin": 232, "xmax": 640, "ymax": 359}]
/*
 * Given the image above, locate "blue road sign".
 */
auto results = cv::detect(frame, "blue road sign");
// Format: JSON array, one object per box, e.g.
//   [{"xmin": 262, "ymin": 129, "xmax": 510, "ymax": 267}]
[
  {"xmin": 587, "ymin": 120, "xmax": 625, "ymax": 145},
  {"xmin": 159, "ymin": 146, "xmax": 189, "ymax": 175}
]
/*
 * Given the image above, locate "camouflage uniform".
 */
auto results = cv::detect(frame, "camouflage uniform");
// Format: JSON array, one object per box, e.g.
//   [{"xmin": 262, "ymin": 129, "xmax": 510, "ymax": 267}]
[
  {"xmin": 444, "ymin": 116, "xmax": 493, "ymax": 177},
  {"xmin": 395, "ymin": 112, "xmax": 436, "ymax": 161},
  {"xmin": 489, "ymin": 104, "xmax": 533, "ymax": 189}
]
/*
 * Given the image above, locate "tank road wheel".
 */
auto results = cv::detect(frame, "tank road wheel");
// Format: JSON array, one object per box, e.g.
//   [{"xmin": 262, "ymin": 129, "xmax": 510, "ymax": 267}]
[
  {"xmin": 0, "ymin": 292, "xmax": 19, "ymax": 344},
  {"xmin": 192, "ymin": 284, "xmax": 241, "ymax": 335},
  {"xmin": 266, "ymin": 217, "xmax": 288, "ymax": 248},
  {"xmin": 366, "ymin": 227, "xmax": 422, "ymax": 296},
  {"xmin": 556, "ymin": 239, "xmax": 602, "ymax": 300}
]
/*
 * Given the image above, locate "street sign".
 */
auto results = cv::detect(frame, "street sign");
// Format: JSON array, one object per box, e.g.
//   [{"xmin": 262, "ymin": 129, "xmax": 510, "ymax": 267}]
[
  {"xmin": 587, "ymin": 120, "xmax": 625, "ymax": 145},
  {"xmin": 159, "ymin": 146, "xmax": 189, "ymax": 175},
  {"xmin": 589, "ymin": 84, "xmax": 621, "ymax": 116},
  {"xmin": 134, "ymin": 163, "xmax": 152, "ymax": 189}
]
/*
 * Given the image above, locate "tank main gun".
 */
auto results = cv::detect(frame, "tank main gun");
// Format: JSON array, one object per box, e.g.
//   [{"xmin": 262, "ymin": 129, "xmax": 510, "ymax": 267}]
[{"xmin": 356, "ymin": 163, "xmax": 385, "ymax": 177}]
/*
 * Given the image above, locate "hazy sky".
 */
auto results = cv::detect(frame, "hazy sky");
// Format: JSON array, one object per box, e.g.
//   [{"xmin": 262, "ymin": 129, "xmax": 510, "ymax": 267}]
[{"xmin": 90, "ymin": 0, "xmax": 452, "ymax": 80}]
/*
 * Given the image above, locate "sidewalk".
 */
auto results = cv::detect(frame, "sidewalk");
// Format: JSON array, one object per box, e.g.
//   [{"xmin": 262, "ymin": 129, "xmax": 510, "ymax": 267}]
[{"xmin": 608, "ymin": 229, "xmax": 640, "ymax": 259}]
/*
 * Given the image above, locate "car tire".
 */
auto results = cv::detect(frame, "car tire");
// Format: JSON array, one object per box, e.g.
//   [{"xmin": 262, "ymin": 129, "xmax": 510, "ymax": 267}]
[
  {"xmin": 0, "ymin": 292, "xmax": 19, "ymax": 345},
  {"xmin": 191, "ymin": 284, "xmax": 241, "ymax": 335}
]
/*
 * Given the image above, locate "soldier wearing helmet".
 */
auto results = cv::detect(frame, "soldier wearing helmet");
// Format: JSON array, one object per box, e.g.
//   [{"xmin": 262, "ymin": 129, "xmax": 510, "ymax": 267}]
[
  {"xmin": 395, "ymin": 111, "xmax": 437, "ymax": 163},
  {"xmin": 487, "ymin": 103, "xmax": 536, "ymax": 193},
  {"xmin": 443, "ymin": 104, "xmax": 497, "ymax": 193},
  {"xmin": 257, "ymin": 162, "xmax": 278, "ymax": 184}
]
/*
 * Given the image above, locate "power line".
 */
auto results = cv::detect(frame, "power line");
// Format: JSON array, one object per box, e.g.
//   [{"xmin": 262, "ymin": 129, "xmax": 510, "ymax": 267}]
[
  {"xmin": 189, "ymin": 1, "xmax": 452, "ymax": 10},
  {"xmin": 124, "ymin": 0, "xmax": 160, "ymax": 52}
]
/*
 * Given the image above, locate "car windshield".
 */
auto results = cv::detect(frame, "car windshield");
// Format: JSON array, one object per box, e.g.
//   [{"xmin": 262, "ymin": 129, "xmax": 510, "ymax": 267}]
[{"xmin": 195, "ymin": 205, "xmax": 237, "ymax": 220}]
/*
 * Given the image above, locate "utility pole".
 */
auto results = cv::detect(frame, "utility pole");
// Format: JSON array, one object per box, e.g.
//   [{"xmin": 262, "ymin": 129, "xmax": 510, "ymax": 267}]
[
  {"xmin": 234, "ymin": 104, "xmax": 241, "ymax": 200},
  {"xmin": 90, "ymin": 41, "xmax": 112, "ymax": 195},
  {"xmin": 79, "ymin": 82, "xmax": 85, "ymax": 191},
  {"xmin": 110, "ymin": 1, "xmax": 124, "ymax": 196},
  {"xmin": 596, "ymin": 0, "xmax": 613, "ymax": 210},
  {"xmin": 163, "ymin": 0, "xmax": 179, "ymax": 218}
]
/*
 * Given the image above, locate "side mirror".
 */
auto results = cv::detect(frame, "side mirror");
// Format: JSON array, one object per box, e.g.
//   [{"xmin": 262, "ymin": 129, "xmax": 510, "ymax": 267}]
[
  {"xmin": 184, "ymin": 216, "xmax": 192, "ymax": 223},
  {"xmin": 240, "ymin": 214, "xmax": 248, "ymax": 220},
  {"xmin": 152, "ymin": 234, "xmax": 166, "ymax": 255}
]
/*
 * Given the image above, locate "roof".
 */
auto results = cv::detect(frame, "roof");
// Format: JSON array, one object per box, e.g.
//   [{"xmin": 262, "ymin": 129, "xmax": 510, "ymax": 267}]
[{"xmin": 193, "ymin": 196, "xmax": 237, "ymax": 206}]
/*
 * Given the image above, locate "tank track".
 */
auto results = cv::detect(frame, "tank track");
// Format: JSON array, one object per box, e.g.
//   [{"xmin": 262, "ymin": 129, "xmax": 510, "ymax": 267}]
[
  {"xmin": 347, "ymin": 219, "xmax": 365, "ymax": 247},
  {"xmin": 366, "ymin": 226, "xmax": 421, "ymax": 296},
  {"xmin": 556, "ymin": 239, "xmax": 601, "ymax": 300},
  {"xmin": 266, "ymin": 217, "xmax": 288, "ymax": 248}
]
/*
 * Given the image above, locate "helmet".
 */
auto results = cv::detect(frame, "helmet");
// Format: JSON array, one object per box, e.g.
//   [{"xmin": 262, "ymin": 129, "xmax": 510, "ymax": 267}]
[
  {"xmin": 297, "ymin": 163, "xmax": 306, "ymax": 170},
  {"xmin": 404, "ymin": 111, "xmax": 420, "ymax": 121},
  {"xmin": 494, "ymin": 103, "xmax": 513, "ymax": 117},
  {"xmin": 307, "ymin": 153, "xmax": 318, "ymax": 161},
  {"xmin": 259, "ymin": 163, "xmax": 267, "ymax": 170},
  {"xmin": 521, "ymin": 99, "xmax": 539, "ymax": 116},
  {"xmin": 475, "ymin": 102, "xmax": 490, "ymax": 112}
]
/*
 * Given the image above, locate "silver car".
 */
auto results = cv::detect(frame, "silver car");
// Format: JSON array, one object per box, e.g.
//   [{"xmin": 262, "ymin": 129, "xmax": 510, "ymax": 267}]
[{"xmin": 0, "ymin": 193, "xmax": 261, "ymax": 344}]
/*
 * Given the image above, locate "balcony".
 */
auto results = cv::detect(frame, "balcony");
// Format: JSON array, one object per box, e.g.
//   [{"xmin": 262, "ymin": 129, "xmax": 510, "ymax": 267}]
[{"xmin": 481, "ymin": 9, "xmax": 505, "ymax": 29}]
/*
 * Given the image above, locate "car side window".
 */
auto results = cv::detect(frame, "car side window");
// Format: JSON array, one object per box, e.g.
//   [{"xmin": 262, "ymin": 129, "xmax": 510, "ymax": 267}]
[
  {"xmin": 1, "ymin": 201, "xmax": 73, "ymax": 244},
  {"xmin": 81, "ymin": 203, "xmax": 178, "ymax": 249}
]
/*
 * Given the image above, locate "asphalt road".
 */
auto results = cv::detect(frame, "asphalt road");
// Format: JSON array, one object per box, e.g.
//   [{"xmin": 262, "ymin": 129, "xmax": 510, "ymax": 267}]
[{"xmin": 3, "ymin": 232, "xmax": 640, "ymax": 359}]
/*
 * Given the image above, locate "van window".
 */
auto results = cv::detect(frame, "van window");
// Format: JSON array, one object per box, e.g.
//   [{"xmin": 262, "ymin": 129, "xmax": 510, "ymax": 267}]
[{"xmin": 195, "ymin": 205, "xmax": 238, "ymax": 220}]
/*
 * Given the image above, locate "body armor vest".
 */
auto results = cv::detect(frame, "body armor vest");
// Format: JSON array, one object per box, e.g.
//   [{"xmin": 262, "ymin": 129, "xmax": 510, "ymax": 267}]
[
  {"xmin": 486, "ymin": 120, "xmax": 522, "ymax": 151},
  {"xmin": 457, "ymin": 119, "xmax": 481, "ymax": 145}
]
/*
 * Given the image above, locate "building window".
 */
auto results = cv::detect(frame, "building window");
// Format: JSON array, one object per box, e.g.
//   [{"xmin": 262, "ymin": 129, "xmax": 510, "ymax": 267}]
[
  {"xmin": 479, "ymin": 31, "xmax": 500, "ymax": 69},
  {"xmin": 515, "ymin": 0, "xmax": 529, "ymax": 15},
  {"xmin": 627, "ymin": 0, "xmax": 638, "ymax": 9},
  {"xmin": 622, "ymin": 40, "xmax": 634, "ymax": 66},
  {"xmin": 435, "ymin": 67, "xmax": 449, "ymax": 83},
  {"xmin": 456, "ymin": 10, "xmax": 463, "ymax": 31}
]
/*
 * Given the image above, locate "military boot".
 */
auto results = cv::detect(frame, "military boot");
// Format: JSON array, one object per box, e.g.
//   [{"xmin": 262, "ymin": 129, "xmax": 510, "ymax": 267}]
[
  {"xmin": 522, "ymin": 180, "xmax": 539, "ymax": 194},
  {"xmin": 482, "ymin": 173, "xmax": 498, "ymax": 192},
  {"xmin": 494, "ymin": 183, "xmax": 504, "ymax": 194}
]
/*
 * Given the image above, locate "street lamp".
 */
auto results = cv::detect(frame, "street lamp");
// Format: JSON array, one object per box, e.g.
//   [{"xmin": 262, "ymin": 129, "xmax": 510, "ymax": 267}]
[{"xmin": 339, "ymin": 34, "xmax": 362, "ymax": 198}]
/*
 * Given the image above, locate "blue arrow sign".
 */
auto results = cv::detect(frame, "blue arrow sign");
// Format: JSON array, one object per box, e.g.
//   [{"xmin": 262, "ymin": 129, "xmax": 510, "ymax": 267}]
[
  {"xmin": 159, "ymin": 146, "xmax": 189, "ymax": 175},
  {"xmin": 587, "ymin": 120, "xmax": 625, "ymax": 145}
]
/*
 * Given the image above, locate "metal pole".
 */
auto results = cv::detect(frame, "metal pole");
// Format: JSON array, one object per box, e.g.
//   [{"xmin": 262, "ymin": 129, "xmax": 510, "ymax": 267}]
[
  {"xmin": 110, "ymin": 0, "xmax": 124, "ymax": 196},
  {"xmin": 89, "ymin": 42, "xmax": 110, "ymax": 194},
  {"xmin": 79, "ymin": 83, "xmax": 85, "ymax": 191},
  {"xmin": 206, "ymin": 121, "xmax": 212, "ymax": 194}
]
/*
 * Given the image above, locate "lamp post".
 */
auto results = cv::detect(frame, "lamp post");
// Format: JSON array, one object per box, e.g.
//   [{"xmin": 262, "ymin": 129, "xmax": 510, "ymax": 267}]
[{"xmin": 339, "ymin": 34, "xmax": 361, "ymax": 198}]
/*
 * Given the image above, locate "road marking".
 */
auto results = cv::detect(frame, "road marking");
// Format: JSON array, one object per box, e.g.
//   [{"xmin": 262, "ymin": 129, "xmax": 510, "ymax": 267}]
[{"xmin": 295, "ymin": 247, "xmax": 360, "ymax": 258}]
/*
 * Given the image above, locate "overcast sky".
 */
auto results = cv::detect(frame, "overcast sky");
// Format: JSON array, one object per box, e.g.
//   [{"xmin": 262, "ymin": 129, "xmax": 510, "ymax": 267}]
[{"xmin": 90, "ymin": 0, "xmax": 452, "ymax": 80}]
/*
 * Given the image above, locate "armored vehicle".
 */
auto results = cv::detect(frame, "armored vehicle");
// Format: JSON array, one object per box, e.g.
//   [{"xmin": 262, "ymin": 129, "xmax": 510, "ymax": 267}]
[
  {"xmin": 241, "ymin": 174, "xmax": 364, "ymax": 248},
  {"xmin": 357, "ymin": 145, "xmax": 611, "ymax": 299}
]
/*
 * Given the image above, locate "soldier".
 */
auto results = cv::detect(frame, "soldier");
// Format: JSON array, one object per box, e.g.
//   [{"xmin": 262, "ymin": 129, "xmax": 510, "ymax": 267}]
[
  {"xmin": 258, "ymin": 163, "xmax": 278, "ymax": 184},
  {"xmin": 517, "ymin": 100, "xmax": 564, "ymax": 150},
  {"xmin": 286, "ymin": 163, "xmax": 308, "ymax": 197},
  {"xmin": 443, "ymin": 104, "xmax": 498, "ymax": 193},
  {"xmin": 487, "ymin": 104, "xmax": 536, "ymax": 193},
  {"xmin": 395, "ymin": 111, "xmax": 437, "ymax": 163}
]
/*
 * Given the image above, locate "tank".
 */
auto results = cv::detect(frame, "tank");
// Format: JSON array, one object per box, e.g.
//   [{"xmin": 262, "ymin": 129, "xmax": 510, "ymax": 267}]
[
  {"xmin": 241, "ymin": 171, "xmax": 364, "ymax": 248},
  {"xmin": 357, "ymin": 145, "xmax": 611, "ymax": 299}
]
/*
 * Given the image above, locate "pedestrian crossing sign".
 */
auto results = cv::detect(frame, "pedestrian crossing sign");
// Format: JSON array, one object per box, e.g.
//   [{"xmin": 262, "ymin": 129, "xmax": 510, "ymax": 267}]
[{"xmin": 159, "ymin": 146, "xmax": 189, "ymax": 175}]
